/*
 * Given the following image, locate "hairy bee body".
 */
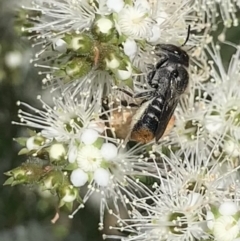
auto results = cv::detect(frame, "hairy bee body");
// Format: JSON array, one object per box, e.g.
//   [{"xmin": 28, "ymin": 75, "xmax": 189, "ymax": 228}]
[
  {"xmin": 130, "ymin": 44, "xmax": 190, "ymax": 144},
  {"xmin": 130, "ymin": 95, "xmax": 177, "ymax": 143}
]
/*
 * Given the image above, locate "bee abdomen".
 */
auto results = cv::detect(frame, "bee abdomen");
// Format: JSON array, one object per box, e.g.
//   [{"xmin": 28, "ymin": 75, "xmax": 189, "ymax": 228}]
[{"xmin": 130, "ymin": 97, "xmax": 165, "ymax": 143}]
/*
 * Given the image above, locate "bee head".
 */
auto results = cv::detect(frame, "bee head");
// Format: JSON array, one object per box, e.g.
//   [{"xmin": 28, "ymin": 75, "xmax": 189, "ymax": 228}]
[{"xmin": 155, "ymin": 44, "xmax": 189, "ymax": 67}]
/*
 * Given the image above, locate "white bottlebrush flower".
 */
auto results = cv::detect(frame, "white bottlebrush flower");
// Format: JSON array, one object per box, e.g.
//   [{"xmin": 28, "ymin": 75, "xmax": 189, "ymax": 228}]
[
  {"xmin": 11, "ymin": 0, "xmax": 240, "ymax": 234},
  {"xmin": 21, "ymin": 0, "xmax": 106, "ymax": 38},
  {"xmin": 19, "ymin": 0, "xmax": 211, "ymax": 95},
  {"xmin": 44, "ymin": 68, "xmax": 114, "ymax": 100},
  {"xmin": 105, "ymin": 144, "xmax": 240, "ymax": 241},
  {"xmin": 204, "ymin": 44, "xmax": 240, "ymax": 146},
  {"xmin": 12, "ymin": 87, "xmax": 103, "ymax": 160},
  {"xmin": 114, "ymin": 0, "xmax": 200, "ymax": 45},
  {"xmin": 68, "ymin": 143, "xmax": 158, "ymax": 227},
  {"xmin": 105, "ymin": 173, "xmax": 210, "ymax": 241},
  {"xmin": 154, "ymin": 142, "xmax": 240, "ymax": 205},
  {"xmin": 191, "ymin": 0, "xmax": 240, "ymax": 28},
  {"xmin": 77, "ymin": 145, "xmax": 103, "ymax": 172},
  {"xmin": 116, "ymin": 3, "xmax": 156, "ymax": 40}
]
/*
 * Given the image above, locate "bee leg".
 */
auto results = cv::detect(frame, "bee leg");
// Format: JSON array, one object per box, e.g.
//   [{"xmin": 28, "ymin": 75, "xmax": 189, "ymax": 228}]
[
  {"xmin": 146, "ymin": 63, "xmax": 154, "ymax": 71},
  {"xmin": 134, "ymin": 90, "xmax": 154, "ymax": 99},
  {"xmin": 129, "ymin": 103, "xmax": 139, "ymax": 107},
  {"xmin": 115, "ymin": 87, "xmax": 134, "ymax": 97},
  {"xmin": 147, "ymin": 58, "xmax": 168, "ymax": 88}
]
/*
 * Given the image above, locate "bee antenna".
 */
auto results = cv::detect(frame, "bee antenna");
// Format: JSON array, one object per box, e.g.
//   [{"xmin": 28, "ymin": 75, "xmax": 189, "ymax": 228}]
[{"xmin": 181, "ymin": 25, "xmax": 191, "ymax": 47}]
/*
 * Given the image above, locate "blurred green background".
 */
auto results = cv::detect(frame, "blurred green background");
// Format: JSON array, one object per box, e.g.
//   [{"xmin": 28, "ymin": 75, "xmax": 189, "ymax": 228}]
[{"xmin": 0, "ymin": 1, "xmax": 240, "ymax": 241}]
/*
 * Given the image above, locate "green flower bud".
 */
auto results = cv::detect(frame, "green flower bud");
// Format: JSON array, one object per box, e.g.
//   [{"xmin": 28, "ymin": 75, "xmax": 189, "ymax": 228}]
[
  {"xmin": 58, "ymin": 184, "xmax": 81, "ymax": 210},
  {"xmin": 15, "ymin": 9, "xmax": 36, "ymax": 36},
  {"xmin": 4, "ymin": 163, "xmax": 44, "ymax": 186},
  {"xmin": 62, "ymin": 58, "xmax": 92, "ymax": 79},
  {"xmin": 66, "ymin": 33, "xmax": 94, "ymax": 55},
  {"xmin": 105, "ymin": 53, "xmax": 121, "ymax": 70},
  {"xmin": 26, "ymin": 135, "xmax": 46, "ymax": 151},
  {"xmin": 115, "ymin": 61, "xmax": 133, "ymax": 80},
  {"xmin": 40, "ymin": 170, "xmax": 64, "ymax": 190}
]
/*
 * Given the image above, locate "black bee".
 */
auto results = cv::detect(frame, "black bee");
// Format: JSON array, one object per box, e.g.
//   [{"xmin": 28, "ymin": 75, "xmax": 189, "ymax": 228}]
[{"xmin": 129, "ymin": 28, "xmax": 190, "ymax": 144}]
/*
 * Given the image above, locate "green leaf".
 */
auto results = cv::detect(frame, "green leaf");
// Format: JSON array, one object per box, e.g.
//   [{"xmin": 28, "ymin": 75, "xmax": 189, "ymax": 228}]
[
  {"xmin": 13, "ymin": 137, "xmax": 28, "ymax": 146},
  {"xmin": 93, "ymin": 138, "xmax": 104, "ymax": 149},
  {"xmin": 18, "ymin": 148, "xmax": 30, "ymax": 155},
  {"xmin": 63, "ymin": 163, "xmax": 78, "ymax": 171},
  {"xmin": 100, "ymin": 161, "xmax": 112, "ymax": 169},
  {"xmin": 123, "ymin": 78, "xmax": 133, "ymax": 89},
  {"xmin": 58, "ymin": 200, "xmax": 65, "ymax": 208},
  {"xmin": 3, "ymin": 177, "xmax": 14, "ymax": 186},
  {"xmin": 65, "ymin": 202, "xmax": 73, "ymax": 211},
  {"xmin": 76, "ymin": 195, "xmax": 82, "ymax": 203},
  {"xmin": 4, "ymin": 171, "xmax": 12, "ymax": 176},
  {"xmin": 11, "ymin": 180, "xmax": 24, "ymax": 186},
  {"xmin": 118, "ymin": 34, "xmax": 127, "ymax": 44},
  {"xmin": 125, "ymin": 0, "xmax": 133, "ymax": 6}
]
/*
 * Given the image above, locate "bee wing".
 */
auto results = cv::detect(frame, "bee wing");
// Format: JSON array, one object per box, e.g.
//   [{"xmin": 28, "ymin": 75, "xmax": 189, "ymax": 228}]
[{"xmin": 155, "ymin": 97, "xmax": 178, "ymax": 142}]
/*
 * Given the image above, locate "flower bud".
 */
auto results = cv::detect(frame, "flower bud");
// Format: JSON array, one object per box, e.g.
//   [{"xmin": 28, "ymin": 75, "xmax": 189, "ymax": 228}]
[
  {"xmin": 70, "ymin": 168, "xmax": 88, "ymax": 187},
  {"xmin": 92, "ymin": 17, "xmax": 115, "ymax": 42},
  {"xmin": 105, "ymin": 53, "xmax": 121, "ymax": 70},
  {"xmin": 123, "ymin": 39, "xmax": 137, "ymax": 59},
  {"xmin": 223, "ymin": 139, "xmax": 240, "ymax": 157},
  {"xmin": 26, "ymin": 135, "xmax": 46, "ymax": 151},
  {"xmin": 106, "ymin": 0, "xmax": 124, "ymax": 13},
  {"xmin": 64, "ymin": 33, "xmax": 94, "ymax": 55},
  {"xmin": 52, "ymin": 39, "xmax": 67, "ymax": 53},
  {"xmin": 41, "ymin": 170, "xmax": 64, "ymax": 190},
  {"xmin": 4, "ymin": 163, "xmax": 44, "ymax": 186},
  {"xmin": 58, "ymin": 184, "xmax": 81, "ymax": 210},
  {"xmin": 94, "ymin": 168, "xmax": 110, "ymax": 187},
  {"xmin": 58, "ymin": 58, "xmax": 92, "ymax": 79},
  {"xmin": 81, "ymin": 129, "xmax": 99, "ymax": 145},
  {"xmin": 101, "ymin": 143, "xmax": 118, "ymax": 161},
  {"xmin": 49, "ymin": 143, "xmax": 66, "ymax": 162},
  {"xmin": 115, "ymin": 61, "xmax": 133, "ymax": 80}
]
